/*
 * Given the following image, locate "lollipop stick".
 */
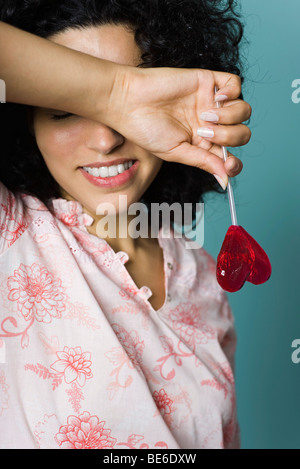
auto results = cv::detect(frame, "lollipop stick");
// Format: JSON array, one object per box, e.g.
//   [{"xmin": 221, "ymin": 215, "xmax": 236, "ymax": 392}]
[{"xmin": 215, "ymin": 86, "xmax": 238, "ymax": 226}]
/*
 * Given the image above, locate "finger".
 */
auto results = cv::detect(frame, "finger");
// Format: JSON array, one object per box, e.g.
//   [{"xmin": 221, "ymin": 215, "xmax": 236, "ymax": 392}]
[
  {"xmin": 224, "ymin": 154, "xmax": 243, "ymax": 177},
  {"xmin": 160, "ymin": 141, "xmax": 229, "ymax": 190},
  {"xmin": 197, "ymin": 123, "xmax": 251, "ymax": 147},
  {"xmin": 222, "ymin": 99, "xmax": 252, "ymax": 121},
  {"xmin": 198, "ymin": 142, "xmax": 243, "ymax": 177},
  {"xmin": 199, "ymin": 100, "xmax": 252, "ymax": 125},
  {"xmin": 213, "ymin": 72, "xmax": 242, "ymax": 101}
]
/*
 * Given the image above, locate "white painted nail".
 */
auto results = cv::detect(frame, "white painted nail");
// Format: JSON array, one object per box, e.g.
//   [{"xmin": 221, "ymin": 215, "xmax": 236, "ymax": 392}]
[
  {"xmin": 213, "ymin": 174, "xmax": 228, "ymax": 191},
  {"xmin": 215, "ymin": 94, "xmax": 228, "ymax": 102},
  {"xmin": 200, "ymin": 112, "xmax": 219, "ymax": 122},
  {"xmin": 197, "ymin": 127, "xmax": 215, "ymax": 138}
]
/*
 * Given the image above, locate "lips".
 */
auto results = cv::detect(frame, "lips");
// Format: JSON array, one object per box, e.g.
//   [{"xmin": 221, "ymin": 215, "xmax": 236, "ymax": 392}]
[{"xmin": 79, "ymin": 159, "xmax": 140, "ymax": 188}]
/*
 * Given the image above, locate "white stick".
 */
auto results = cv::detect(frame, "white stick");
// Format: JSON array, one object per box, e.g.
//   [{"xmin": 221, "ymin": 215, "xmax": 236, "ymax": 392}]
[{"xmin": 215, "ymin": 86, "xmax": 238, "ymax": 226}]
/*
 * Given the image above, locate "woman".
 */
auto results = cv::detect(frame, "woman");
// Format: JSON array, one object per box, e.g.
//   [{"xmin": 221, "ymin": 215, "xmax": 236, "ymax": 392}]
[{"xmin": 0, "ymin": 0, "xmax": 250, "ymax": 449}]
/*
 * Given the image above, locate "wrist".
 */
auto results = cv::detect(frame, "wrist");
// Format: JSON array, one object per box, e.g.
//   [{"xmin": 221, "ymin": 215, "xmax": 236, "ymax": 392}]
[{"xmin": 96, "ymin": 64, "xmax": 143, "ymax": 133}]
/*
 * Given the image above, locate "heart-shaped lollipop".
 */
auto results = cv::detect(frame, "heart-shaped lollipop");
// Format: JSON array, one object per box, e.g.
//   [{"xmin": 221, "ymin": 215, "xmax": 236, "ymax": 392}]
[
  {"xmin": 214, "ymin": 87, "xmax": 272, "ymax": 292},
  {"xmin": 216, "ymin": 225, "xmax": 272, "ymax": 293}
]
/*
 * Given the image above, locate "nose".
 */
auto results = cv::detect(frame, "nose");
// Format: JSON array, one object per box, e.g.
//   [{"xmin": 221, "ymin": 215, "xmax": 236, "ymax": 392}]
[{"xmin": 86, "ymin": 121, "xmax": 124, "ymax": 154}]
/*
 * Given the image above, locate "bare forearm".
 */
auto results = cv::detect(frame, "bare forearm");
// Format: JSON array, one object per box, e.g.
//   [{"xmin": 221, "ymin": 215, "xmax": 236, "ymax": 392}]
[
  {"xmin": 0, "ymin": 21, "xmax": 123, "ymax": 124},
  {"xmin": 0, "ymin": 21, "xmax": 251, "ymax": 181}
]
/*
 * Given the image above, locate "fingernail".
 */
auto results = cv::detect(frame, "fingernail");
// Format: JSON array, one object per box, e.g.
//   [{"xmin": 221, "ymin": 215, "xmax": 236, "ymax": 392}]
[
  {"xmin": 213, "ymin": 174, "xmax": 228, "ymax": 191},
  {"xmin": 197, "ymin": 127, "xmax": 215, "ymax": 138},
  {"xmin": 200, "ymin": 112, "xmax": 219, "ymax": 122},
  {"xmin": 215, "ymin": 94, "xmax": 228, "ymax": 102}
]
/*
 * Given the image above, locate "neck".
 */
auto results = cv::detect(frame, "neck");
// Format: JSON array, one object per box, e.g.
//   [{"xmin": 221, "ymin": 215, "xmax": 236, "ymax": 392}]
[
  {"xmin": 60, "ymin": 189, "xmax": 158, "ymax": 256},
  {"xmin": 87, "ymin": 209, "xmax": 152, "ymax": 256}
]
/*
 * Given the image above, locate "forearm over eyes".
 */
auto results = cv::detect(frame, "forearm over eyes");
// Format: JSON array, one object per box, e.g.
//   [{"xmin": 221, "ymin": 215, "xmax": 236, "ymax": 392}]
[
  {"xmin": 0, "ymin": 21, "xmax": 122, "ymax": 123},
  {"xmin": 0, "ymin": 21, "xmax": 251, "ymax": 178}
]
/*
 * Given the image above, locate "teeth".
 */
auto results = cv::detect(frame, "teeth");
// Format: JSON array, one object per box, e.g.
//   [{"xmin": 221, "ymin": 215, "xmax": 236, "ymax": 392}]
[
  {"xmin": 99, "ymin": 166, "xmax": 109, "ymax": 178},
  {"xmin": 117, "ymin": 164, "xmax": 124, "ymax": 174},
  {"xmin": 108, "ymin": 165, "xmax": 118, "ymax": 177},
  {"xmin": 83, "ymin": 160, "xmax": 135, "ymax": 178}
]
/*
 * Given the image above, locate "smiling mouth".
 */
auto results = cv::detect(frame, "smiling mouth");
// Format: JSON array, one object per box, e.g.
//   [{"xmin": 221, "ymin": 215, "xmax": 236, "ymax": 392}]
[{"xmin": 80, "ymin": 160, "xmax": 137, "ymax": 178}]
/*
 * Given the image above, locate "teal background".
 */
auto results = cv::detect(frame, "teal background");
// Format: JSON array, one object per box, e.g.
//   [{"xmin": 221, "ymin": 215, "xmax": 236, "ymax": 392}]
[{"xmin": 202, "ymin": 0, "xmax": 300, "ymax": 449}]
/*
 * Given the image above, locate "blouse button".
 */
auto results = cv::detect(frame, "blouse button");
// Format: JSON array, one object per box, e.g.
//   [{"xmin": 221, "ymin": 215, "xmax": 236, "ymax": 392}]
[
  {"xmin": 167, "ymin": 262, "xmax": 173, "ymax": 270},
  {"xmin": 167, "ymin": 293, "xmax": 172, "ymax": 302},
  {"xmin": 115, "ymin": 251, "xmax": 129, "ymax": 264},
  {"xmin": 141, "ymin": 286, "xmax": 152, "ymax": 299}
]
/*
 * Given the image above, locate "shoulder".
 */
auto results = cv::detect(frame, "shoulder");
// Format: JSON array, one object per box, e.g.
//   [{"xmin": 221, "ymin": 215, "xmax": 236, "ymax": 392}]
[{"xmin": 0, "ymin": 181, "xmax": 50, "ymax": 254}]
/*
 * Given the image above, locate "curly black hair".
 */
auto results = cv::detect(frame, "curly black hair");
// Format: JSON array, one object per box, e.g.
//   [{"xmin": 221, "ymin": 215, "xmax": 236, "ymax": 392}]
[{"xmin": 0, "ymin": 0, "xmax": 245, "ymax": 227}]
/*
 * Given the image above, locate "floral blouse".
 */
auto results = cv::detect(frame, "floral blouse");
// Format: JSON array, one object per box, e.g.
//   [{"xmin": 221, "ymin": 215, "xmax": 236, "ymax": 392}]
[{"xmin": 0, "ymin": 182, "xmax": 239, "ymax": 449}]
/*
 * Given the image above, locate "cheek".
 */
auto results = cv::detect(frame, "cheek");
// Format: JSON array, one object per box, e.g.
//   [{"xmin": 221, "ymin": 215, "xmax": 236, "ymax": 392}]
[
  {"xmin": 146, "ymin": 155, "xmax": 163, "ymax": 181},
  {"xmin": 34, "ymin": 122, "xmax": 82, "ymax": 169}
]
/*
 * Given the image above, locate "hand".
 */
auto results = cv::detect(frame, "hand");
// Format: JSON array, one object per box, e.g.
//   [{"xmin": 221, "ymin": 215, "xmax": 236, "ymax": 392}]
[{"xmin": 107, "ymin": 67, "xmax": 252, "ymax": 189}]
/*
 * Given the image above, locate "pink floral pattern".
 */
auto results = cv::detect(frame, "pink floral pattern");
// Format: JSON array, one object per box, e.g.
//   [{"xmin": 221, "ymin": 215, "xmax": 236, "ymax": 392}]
[
  {"xmin": 0, "ymin": 183, "xmax": 239, "ymax": 449},
  {"xmin": 152, "ymin": 385, "xmax": 192, "ymax": 430},
  {"xmin": 105, "ymin": 325, "xmax": 149, "ymax": 399},
  {"xmin": 153, "ymin": 388, "xmax": 174, "ymax": 416},
  {"xmin": 7, "ymin": 263, "xmax": 66, "ymax": 323},
  {"xmin": 112, "ymin": 324, "xmax": 144, "ymax": 371},
  {"xmin": 154, "ymin": 334, "xmax": 202, "ymax": 381},
  {"xmin": 66, "ymin": 383, "xmax": 84, "ymax": 414},
  {"xmin": 0, "ymin": 192, "xmax": 27, "ymax": 248},
  {"xmin": 50, "ymin": 347, "xmax": 93, "ymax": 387},
  {"xmin": 152, "ymin": 388, "xmax": 175, "ymax": 427},
  {"xmin": 167, "ymin": 302, "xmax": 215, "ymax": 350},
  {"xmin": 117, "ymin": 434, "xmax": 169, "ymax": 449},
  {"xmin": 25, "ymin": 346, "xmax": 92, "ymax": 412},
  {"xmin": 24, "ymin": 362, "xmax": 63, "ymax": 391},
  {"xmin": 55, "ymin": 412, "xmax": 117, "ymax": 449},
  {"xmin": 0, "ymin": 263, "xmax": 67, "ymax": 348}
]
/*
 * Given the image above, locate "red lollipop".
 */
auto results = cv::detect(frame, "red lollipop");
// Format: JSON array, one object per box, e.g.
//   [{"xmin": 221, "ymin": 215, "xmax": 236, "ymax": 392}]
[
  {"xmin": 214, "ymin": 88, "xmax": 272, "ymax": 292},
  {"xmin": 216, "ymin": 225, "xmax": 272, "ymax": 293}
]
